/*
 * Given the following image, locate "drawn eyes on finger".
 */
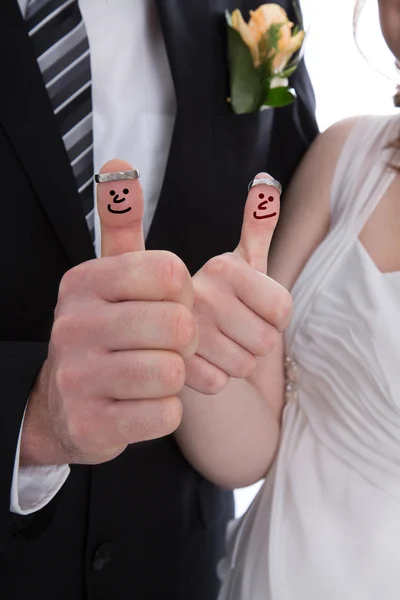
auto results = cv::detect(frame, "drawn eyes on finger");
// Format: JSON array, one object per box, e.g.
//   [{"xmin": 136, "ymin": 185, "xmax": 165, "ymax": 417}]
[{"xmin": 253, "ymin": 193, "xmax": 277, "ymax": 220}]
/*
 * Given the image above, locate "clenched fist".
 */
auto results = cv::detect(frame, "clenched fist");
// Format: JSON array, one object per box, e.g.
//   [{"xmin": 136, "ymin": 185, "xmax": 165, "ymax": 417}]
[
  {"xmin": 185, "ymin": 173, "xmax": 292, "ymax": 394},
  {"xmin": 22, "ymin": 160, "xmax": 197, "ymax": 467}
]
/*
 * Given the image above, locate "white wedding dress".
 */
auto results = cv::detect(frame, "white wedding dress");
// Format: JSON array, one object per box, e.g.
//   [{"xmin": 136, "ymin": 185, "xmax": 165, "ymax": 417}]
[{"xmin": 217, "ymin": 114, "xmax": 400, "ymax": 600}]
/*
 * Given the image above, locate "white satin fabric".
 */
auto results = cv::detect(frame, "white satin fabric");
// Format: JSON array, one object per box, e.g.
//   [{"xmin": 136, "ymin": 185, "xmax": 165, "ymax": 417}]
[{"xmin": 218, "ymin": 114, "xmax": 400, "ymax": 600}]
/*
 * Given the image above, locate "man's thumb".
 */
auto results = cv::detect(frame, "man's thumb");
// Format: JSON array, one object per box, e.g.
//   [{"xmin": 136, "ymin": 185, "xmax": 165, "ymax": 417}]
[{"xmin": 96, "ymin": 159, "xmax": 144, "ymax": 257}]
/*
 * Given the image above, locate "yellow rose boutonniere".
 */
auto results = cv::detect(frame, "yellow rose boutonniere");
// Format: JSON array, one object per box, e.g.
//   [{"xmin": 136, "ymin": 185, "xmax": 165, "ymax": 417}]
[{"xmin": 226, "ymin": 2, "xmax": 305, "ymax": 114}]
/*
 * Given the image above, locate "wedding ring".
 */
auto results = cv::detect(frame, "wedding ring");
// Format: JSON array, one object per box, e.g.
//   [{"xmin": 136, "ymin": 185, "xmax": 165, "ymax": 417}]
[
  {"xmin": 248, "ymin": 175, "xmax": 282, "ymax": 195},
  {"xmin": 94, "ymin": 169, "xmax": 140, "ymax": 184}
]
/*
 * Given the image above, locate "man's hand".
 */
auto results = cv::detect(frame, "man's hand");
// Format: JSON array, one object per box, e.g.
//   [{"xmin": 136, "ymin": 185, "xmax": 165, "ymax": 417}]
[
  {"xmin": 21, "ymin": 160, "xmax": 197, "ymax": 467},
  {"xmin": 185, "ymin": 173, "xmax": 292, "ymax": 395}
]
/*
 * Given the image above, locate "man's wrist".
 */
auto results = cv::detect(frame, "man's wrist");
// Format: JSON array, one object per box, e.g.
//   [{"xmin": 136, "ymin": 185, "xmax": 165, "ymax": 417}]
[{"xmin": 19, "ymin": 361, "xmax": 66, "ymax": 467}]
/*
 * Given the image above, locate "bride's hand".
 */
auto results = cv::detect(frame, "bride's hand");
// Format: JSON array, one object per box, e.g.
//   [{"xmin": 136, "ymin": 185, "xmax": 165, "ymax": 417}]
[{"xmin": 185, "ymin": 173, "xmax": 293, "ymax": 395}]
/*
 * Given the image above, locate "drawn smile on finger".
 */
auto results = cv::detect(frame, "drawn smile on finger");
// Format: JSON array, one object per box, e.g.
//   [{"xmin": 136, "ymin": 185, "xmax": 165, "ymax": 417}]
[
  {"xmin": 107, "ymin": 188, "xmax": 132, "ymax": 214},
  {"xmin": 107, "ymin": 205, "xmax": 132, "ymax": 214},
  {"xmin": 253, "ymin": 193, "xmax": 277, "ymax": 220}
]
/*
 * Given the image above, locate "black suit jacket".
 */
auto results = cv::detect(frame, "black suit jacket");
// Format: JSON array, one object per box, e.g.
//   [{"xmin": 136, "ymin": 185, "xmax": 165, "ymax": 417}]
[{"xmin": 0, "ymin": 1, "xmax": 318, "ymax": 598}]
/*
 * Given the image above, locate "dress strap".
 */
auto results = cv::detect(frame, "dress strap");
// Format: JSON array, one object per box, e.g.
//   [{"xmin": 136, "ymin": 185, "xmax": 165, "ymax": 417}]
[
  {"xmin": 285, "ymin": 114, "xmax": 399, "ymax": 352},
  {"xmin": 329, "ymin": 114, "xmax": 398, "ymax": 237}
]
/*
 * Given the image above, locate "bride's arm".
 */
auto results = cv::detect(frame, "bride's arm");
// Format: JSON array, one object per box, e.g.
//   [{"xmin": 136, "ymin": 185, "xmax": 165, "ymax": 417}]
[{"xmin": 175, "ymin": 118, "xmax": 357, "ymax": 489}]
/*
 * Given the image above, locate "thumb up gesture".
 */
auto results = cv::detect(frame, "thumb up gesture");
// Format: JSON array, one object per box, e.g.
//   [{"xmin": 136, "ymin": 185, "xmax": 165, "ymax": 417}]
[
  {"xmin": 185, "ymin": 174, "xmax": 293, "ymax": 394},
  {"xmin": 22, "ymin": 160, "xmax": 198, "ymax": 468}
]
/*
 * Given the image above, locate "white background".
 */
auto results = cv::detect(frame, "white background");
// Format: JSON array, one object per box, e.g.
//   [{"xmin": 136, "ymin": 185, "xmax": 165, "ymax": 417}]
[{"xmin": 234, "ymin": 0, "xmax": 399, "ymax": 518}]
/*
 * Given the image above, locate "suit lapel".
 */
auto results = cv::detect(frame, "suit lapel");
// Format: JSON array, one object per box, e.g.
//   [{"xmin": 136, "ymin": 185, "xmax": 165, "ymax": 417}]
[
  {"xmin": 153, "ymin": 0, "xmax": 214, "ymax": 108},
  {"xmin": 147, "ymin": 0, "xmax": 215, "ymax": 256},
  {"xmin": 0, "ymin": 0, "xmax": 94, "ymax": 266}
]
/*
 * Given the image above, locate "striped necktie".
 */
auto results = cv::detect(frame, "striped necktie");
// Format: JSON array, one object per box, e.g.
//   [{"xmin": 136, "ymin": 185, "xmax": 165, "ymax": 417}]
[{"xmin": 25, "ymin": 0, "xmax": 95, "ymax": 238}]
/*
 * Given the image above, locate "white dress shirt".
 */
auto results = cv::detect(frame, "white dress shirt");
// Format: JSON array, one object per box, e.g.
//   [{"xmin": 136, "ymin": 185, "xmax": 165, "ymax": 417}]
[{"xmin": 11, "ymin": 0, "xmax": 176, "ymax": 514}]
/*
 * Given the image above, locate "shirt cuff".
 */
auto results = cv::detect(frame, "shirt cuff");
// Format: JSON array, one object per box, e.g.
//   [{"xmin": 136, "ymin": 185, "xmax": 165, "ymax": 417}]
[{"xmin": 10, "ymin": 406, "xmax": 70, "ymax": 515}]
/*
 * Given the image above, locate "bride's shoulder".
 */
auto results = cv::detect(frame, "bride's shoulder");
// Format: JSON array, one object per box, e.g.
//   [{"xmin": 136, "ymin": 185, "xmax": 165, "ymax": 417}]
[
  {"xmin": 296, "ymin": 115, "xmax": 377, "ymax": 189},
  {"xmin": 315, "ymin": 113, "xmax": 399, "ymax": 160},
  {"xmin": 288, "ymin": 117, "xmax": 362, "ymax": 196},
  {"xmin": 292, "ymin": 117, "xmax": 360, "ymax": 183},
  {"xmin": 311, "ymin": 116, "xmax": 362, "ymax": 160}
]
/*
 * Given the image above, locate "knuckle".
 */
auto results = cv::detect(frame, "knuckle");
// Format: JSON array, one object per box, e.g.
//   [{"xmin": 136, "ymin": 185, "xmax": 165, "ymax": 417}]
[
  {"xmin": 58, "ymin": 270, "xmax": 76, "ymax": 301},
  {"xmin": 106, "ymin": 404, "xmax": 133, "ymax": 442},
  {"xmin": 162, "ymin": 354, "xmax": 186, "ymax": 392},
  {"xmin": 208, "ymin": 372, "xmax": 230, "ymax": 395},
  {"xmin": 161, "ymin": 396, "xmax": 183, "ymax": 433},
  {"xmin": 203, "ymin": 254, "xmax": 233, "ymax": 278},
  {"xmin": 272, "ymin": 288, "xmax": 293, "ymax": 331},
  {"xmin": 55, "ymin": 362, "xmax": 81, "ymax": 396},
  {"xmin": 52, "ymin": 313, "xmax": 94, "ymax": 352},
  {"xmin": 106, "ymin": 396, "xmax": 183, "ymax": 447},
  {"xmin": 65, "ymin": 412, "xmax": 91, "ymax": 448},
  {"xmin": 158, "ymin": 252, "xmax": 189, "ymax": 297},
  {"xmin": 229, "ymin": 352, "xmax": 257, "ymax": 379},
  {"xmin": 257, "ymin": 325, "xmax": 280, "ymax": 356},
  {"xmin": 132, "ymin": 416, "xmax": 159, "ymax": 441},
  {"xmin": 58, "ymin": 263, "xmax": 90, "ymax": 301},
  {"xmin": 105, "ymin": 403, "xmax": 130, "ymax": 442},
  {"xmin": 51, "ymin": 316, "xmax": 74, "ymax": 352},
  {"xmin": 201, "ymin": 368, "xmax": 230, "ymax": 396},
  {"xmin": 128, "ymin": 397, "xmax": 182, "ymax": 442},
  {"xmin": 171, "ymin": 305, "xmax": 196, "ymax": 348}
]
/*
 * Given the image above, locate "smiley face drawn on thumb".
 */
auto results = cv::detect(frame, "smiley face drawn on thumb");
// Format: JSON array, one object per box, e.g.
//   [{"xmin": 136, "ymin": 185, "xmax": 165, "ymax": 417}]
[
  {"xmin": 96, "ymin": 159, "xmax": 144, "ymax": 258},
  {"xmin": 235, "ymin": 173, "xmax": 281, "ymax": 274}
]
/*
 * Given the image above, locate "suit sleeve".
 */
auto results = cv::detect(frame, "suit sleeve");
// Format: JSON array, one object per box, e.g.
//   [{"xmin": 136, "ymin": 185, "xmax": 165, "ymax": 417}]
[
  {"xmin": 10, "ymin": 403, "xmax": 70, "ymax": 515},
  {"xmin": 0, "ymin": 341, "xmax": 59, "ymax": 551}
]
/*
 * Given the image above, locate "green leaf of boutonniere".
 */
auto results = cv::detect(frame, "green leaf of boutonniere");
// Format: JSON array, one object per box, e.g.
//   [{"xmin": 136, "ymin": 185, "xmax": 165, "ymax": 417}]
[
  {"xmin": 278, "ymin": 64, "xmax": 298, "ymax": 79},
  {"xmin": 226, "ymin": 25, "xmax": 263, "ymax": 114},
  {"xmin": 264, "ymin": 86, "xmax": 297, "ymax": 108}
]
